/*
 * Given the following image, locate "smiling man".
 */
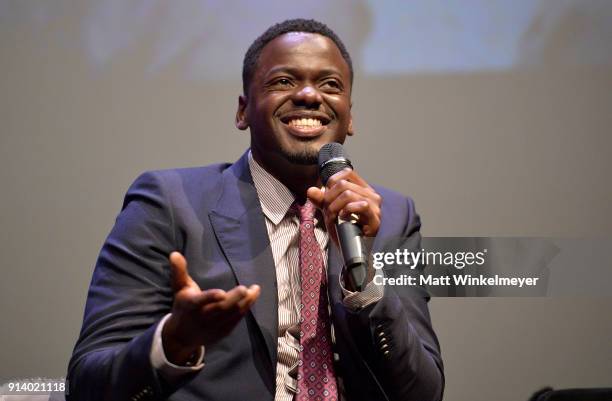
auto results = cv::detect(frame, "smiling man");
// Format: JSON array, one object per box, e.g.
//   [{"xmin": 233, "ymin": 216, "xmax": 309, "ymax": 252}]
[
  {"xmin": 237, "ymin": 29, "xmax": 354, "ymax": 196},
  {"xmin": 67, "ymin": 19, "xmax": 443, "ymax": 401}
]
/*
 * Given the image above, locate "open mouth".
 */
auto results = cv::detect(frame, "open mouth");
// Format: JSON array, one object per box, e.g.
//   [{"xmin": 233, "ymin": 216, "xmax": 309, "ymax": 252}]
[{"xmin": 279, "ymin": 113, "xmax": 331, "ymax": 138}]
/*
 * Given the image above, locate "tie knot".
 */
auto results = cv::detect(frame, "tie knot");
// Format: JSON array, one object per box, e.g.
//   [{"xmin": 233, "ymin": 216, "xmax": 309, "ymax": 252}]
[{"xmin": 292, "ymin": 200, "xmax": 316, "ymax": 222}]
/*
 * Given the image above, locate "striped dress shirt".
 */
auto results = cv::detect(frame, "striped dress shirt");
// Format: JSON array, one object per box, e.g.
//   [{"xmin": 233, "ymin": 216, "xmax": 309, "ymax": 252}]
[{"xmin": 248, "ymin": 152, "xmax": 382, "ymax": 401}]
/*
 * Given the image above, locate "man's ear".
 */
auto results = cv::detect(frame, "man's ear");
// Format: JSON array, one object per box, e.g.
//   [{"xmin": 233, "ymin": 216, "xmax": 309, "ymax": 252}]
[
  {"xmin": 347, "ymin": 103, "xmax": 354, "ymax": 136},
  {"xmin": 235, "ymin": 95, "xmax": 249, "ymax": 130}
]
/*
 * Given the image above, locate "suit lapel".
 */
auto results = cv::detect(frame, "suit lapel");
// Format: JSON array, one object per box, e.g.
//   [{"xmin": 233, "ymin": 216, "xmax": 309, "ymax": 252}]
[{"xmin": 208, "ymin": 152, "xmax": 278, "ymax": 368}]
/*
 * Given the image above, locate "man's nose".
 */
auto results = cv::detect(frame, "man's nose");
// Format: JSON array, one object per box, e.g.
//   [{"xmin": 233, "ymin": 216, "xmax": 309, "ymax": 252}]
[{"xmin": 292, "ymin": 85, "xmax": 323, "ymax": 107}]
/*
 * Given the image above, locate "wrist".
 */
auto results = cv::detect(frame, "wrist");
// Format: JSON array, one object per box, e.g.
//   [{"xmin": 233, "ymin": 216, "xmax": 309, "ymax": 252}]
[{"xmin": 161, "ymin": 315, "xmax": 201, "ymax": 366}]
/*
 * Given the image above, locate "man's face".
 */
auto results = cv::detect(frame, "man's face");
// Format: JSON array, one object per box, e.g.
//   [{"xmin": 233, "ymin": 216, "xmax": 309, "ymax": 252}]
[{"xmin": 236, "ymin": 32, "xmax": 353, "ymax": 166}]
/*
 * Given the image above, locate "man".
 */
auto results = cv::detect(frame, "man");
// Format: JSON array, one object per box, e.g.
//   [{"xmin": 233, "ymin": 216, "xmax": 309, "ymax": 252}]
[{"xmin": 67, "ymin": 19, "xmax": 443, "ymax": 401}]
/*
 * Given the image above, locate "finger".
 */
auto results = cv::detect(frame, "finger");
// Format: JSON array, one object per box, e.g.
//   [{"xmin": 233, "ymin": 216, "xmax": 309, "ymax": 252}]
[
  {"xmin": 341, "ymin": 200, "xmax": 381, "ymax": 236},
  {"xmin": 217, "ymin": 285, "xmax": 249, "ymax": 311},
  {"xmin": 326, "ymin": 168, "xmax": 369, "ymax": 189},
  {"xmin": 245, "ymin": 284, "xmax": 261, "ymax": 303},
  {"xmin": 194, "ymin": 288, "xmax": 227, "ymax": 305},
  {"xmin": 205, "ymin": 284, "xmax": 258, "ymax": 316},
  {"xmin": 175, "ymin": 287, "xmax": 225, "ymax": 318},
  {"xmin": 218, "ymin": 286, "xmax": 259, "ymax": 323},
  {"xmin": 306, "ymin": 186, "xmax": 325, "ymax": 209},
  {"xmin": 340, "ymin": 200, "xmax": 370, "ymax": 220},
  {"xmin": 326, "ymin": 189, "xmax": 364, "ymax": 219},
  {"xmin": 169, "ymin": 251, "xmax": 200, "ymax": 293},
  {"xmin": 201, "ymin": 286, "xmax": 257, "ymax": 318},
  {"xmin": 323, "ymin": 179, "xmax": 378, "ymax": 209},
  {"xmin": 237, "ymin": 285, "xmax": 261, "ymax": 312}
]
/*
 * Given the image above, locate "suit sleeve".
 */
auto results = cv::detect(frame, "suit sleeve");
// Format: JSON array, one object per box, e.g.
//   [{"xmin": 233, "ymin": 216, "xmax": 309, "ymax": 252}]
[
  {"xmin": 345, "ymin": 196, "xmax": 445, "ymax": 401},
  {"xmin": 66, "ymin": 171, "xmax": 194, "ymax": 401}
]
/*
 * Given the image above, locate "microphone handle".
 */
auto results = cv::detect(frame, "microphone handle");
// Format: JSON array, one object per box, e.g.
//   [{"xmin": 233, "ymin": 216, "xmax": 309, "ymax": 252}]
[{"xmin": 336, "ymin": 217, "xmax": 367, "ymax": 291}]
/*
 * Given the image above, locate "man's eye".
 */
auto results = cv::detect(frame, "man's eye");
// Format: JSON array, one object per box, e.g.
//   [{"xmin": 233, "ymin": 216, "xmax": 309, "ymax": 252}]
[
  {"xmin": 322, "ymin": 80, "xmax": 341, "ymax": 90},
  {"xmin": 275, "ymin": 78, "xmax": 292, "ymax": 86}
]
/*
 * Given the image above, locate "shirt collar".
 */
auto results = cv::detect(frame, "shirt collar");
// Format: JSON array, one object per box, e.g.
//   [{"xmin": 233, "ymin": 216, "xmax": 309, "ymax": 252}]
[{"xmin": 248, "ymin": 150, "xmax": 296, "ymax": 225}]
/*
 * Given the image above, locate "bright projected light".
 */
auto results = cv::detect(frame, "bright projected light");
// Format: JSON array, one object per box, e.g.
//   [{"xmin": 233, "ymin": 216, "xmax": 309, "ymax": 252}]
[{"xmin": 1, "ymin": 0, "xmax": 611, "ymax": 79}]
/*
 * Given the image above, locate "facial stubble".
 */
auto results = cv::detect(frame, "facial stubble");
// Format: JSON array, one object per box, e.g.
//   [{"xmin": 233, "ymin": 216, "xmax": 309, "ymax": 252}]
[{"xmin": 281, "ymin": 141, "xmax": 319, "ymax": 165}]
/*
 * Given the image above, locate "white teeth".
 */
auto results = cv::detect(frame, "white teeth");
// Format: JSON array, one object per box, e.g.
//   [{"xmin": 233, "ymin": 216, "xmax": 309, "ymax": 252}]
[{"xmin": 288, "ymin": 118, "xmax": 322, "ymax": 127}]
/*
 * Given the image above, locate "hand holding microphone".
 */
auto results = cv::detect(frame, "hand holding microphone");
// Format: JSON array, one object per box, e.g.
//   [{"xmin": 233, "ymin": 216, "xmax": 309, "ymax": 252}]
[{"xmin": 307, "ymin": 143, "xmax": 382, "ymax": 291}]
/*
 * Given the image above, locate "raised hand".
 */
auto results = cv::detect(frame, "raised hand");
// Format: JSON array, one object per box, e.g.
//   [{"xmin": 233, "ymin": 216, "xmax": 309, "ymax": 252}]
[{"xmin": 162, "ymin": 251, "xmax": 260, "ymax": 365}]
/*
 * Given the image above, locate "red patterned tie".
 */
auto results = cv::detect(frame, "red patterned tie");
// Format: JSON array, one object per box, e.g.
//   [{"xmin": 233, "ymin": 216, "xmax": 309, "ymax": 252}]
[{"xmin": 294, "ymin": 200, "xmax": 338, "ymax": 401}]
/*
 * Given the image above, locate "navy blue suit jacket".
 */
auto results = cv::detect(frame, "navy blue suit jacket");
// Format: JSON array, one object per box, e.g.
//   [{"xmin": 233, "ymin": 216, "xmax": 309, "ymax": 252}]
[{"xmin": 67, "ymin": 151, "xmax": 444, "ymax": 401}]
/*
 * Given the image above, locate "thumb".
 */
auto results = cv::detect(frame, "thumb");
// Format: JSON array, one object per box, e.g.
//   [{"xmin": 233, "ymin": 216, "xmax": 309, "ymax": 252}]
[
  {"xmin": 307, "ymin": 186, "xmax": 325, "ymax": 209},
  {"xmin": 169, "ymin": 251, "xmax": 199, "ymax": 293}
]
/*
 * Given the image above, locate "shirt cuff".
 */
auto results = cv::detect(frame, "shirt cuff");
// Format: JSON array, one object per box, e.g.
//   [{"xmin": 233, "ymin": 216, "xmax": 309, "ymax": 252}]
[
  {"xmin": 340, "ymin": 268, "xmax": 384, "ymax": 310},
  {"xmin": 339, "ymin": 236, "xmax": 383, "ymax": 310},
  {"xmin": 150, "ymin": 313, "xmax": 205, "ymax": 381}
]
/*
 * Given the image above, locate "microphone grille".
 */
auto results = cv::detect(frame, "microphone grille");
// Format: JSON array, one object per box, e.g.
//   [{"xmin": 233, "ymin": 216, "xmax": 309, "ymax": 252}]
[
  {"xmin": 318, "ymin": 143, "xmax": 352, "ymax": 185},
  {"xmin": 318, "ymin": 142, "xmax": 345, "ymax": 163}
]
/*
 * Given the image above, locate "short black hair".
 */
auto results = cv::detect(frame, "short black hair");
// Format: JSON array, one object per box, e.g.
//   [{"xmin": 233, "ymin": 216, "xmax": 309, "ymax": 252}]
[{"xmin": 242, "ymin": 18, "xmax": 353, "ymax": 95}]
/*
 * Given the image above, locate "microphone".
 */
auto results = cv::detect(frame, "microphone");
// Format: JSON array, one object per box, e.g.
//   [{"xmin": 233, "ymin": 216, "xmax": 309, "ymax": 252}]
[{"xmin": 318, "ymin": 143, "xmax": 367, "ymax": 291}]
